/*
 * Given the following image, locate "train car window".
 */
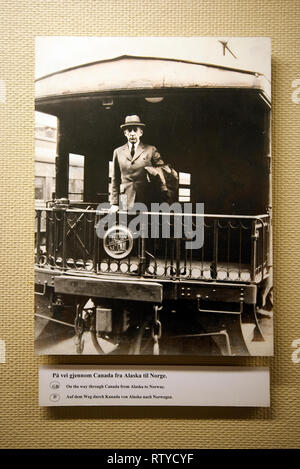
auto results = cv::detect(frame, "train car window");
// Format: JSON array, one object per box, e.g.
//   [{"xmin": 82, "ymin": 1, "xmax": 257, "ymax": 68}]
[
  {"xmin": 178, "ymin": 196, "xmax": 190, "ymax": 202},
  {"xmin": 178, "ymin": 172, "xmax": 191, "ymax": 202},
  {"xmin": 179, "ymin": 172, "xmax": 191, "ymax": 185},
  {"xmin": 35, "ymin": 111, "xmax": 57, "ymax": 204},
  {"xmin": 179, "ymin": 188, "xmax": 190, "ymax": 197},
  {"xmin": 68, "ymin": 153, "xmax": 84, "ymax": 201},
  {"xmin": 34, "ymin": 176, "xmax": 45, "ymax": 200}
]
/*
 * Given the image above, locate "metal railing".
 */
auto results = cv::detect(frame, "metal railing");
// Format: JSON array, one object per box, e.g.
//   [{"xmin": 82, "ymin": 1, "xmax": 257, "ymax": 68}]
[{"xmin": 35, "ymin": 207, "xmax": 270, "ymax": 284}]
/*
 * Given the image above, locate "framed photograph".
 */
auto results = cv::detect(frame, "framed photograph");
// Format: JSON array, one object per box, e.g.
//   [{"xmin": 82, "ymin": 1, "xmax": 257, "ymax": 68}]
[{"xmin": 34, "ymin": 37, "xmax": 272, "ymax": 356}]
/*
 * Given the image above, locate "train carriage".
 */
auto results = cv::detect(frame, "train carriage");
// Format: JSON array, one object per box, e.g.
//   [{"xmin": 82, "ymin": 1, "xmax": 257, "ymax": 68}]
[{"xmin": 34, "ymin": 55, "xmax": 272, "ymax": 355}]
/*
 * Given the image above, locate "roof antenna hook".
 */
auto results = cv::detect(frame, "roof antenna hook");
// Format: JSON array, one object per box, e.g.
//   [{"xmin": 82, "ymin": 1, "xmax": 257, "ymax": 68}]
[{"xmin": 218, "ymin": 40, "xmax": 237, "ymax": 59}]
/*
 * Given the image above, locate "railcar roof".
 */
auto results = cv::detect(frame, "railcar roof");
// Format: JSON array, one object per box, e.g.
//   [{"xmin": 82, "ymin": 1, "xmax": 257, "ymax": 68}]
[{"xmin": 35, "ymin": 55, "xmax": 271, "ymax": 105}]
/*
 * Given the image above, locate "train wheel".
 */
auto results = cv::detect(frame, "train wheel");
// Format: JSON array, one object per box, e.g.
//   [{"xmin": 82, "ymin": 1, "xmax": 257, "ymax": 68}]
[
  {"xmin": 128, "ymin": 320, "xmax": 153, "ymax": 355},
  {"xmin": 128, "ymin": 305, "xmax": 162, "ymax": 355}
]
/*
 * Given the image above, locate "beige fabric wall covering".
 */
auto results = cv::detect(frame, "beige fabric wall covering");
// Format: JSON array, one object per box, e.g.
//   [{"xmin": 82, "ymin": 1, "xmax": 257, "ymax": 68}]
[{"xmin": 0, "ymin": 0, "xmax": 300, "ymax": 449}]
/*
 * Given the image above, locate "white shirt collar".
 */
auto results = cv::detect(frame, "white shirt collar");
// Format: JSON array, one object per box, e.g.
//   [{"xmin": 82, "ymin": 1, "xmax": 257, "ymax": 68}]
[{"xmin": 128, "ymin": 140, "xmax": 140, "ymax": 151}]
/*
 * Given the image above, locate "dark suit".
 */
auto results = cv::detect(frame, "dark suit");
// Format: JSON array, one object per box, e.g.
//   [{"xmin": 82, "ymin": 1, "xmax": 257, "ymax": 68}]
[{"xmin": 110, "ymin": 142, "xmax": 165, "ymax": 209}]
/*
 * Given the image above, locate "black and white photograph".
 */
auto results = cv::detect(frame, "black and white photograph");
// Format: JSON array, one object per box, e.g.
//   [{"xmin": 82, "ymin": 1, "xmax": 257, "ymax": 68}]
[{"xmin": 34, "ymin": 37, "xmax": 272, "ymax": 356}]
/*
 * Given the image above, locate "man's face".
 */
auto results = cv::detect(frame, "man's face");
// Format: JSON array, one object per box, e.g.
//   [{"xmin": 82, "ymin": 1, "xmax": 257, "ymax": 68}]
[{"xmin": 124, "ymin": 126, "xmax": 143, "ymax": 144}]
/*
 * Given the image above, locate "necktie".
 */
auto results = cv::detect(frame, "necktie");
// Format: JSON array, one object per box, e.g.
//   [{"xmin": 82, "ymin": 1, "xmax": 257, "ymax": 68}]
[{"xmin": 130, "ymin": 143, "xmax": 135, "ymax": 159}]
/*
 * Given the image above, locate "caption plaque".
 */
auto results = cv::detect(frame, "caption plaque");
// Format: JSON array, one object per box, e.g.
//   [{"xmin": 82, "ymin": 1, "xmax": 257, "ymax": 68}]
[{"xmin": 39, "ymin": 365, "xmax": 270, "ymax": 407}]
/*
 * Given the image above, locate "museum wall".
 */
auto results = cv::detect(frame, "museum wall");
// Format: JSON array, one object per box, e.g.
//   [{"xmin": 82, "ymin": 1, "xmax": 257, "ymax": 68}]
[{"xmin": 0, "ymin": 0, "xmax": 300, "ymax": 449}]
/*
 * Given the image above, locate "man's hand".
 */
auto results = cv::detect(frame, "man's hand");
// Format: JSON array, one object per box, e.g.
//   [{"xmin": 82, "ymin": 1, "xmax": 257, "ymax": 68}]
[
  {"xmin": 145, "ymin": 166, "xmax": 158, "ymax": 176},
  {"xmin": 109, "ymin": 204, "xmax": 119, "ymax": 213}
]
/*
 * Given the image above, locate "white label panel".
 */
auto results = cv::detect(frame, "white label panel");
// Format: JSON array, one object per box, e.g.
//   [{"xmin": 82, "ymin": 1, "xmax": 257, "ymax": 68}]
[{"xmin": 39, "ymin": 365, "xmax": 270, "ymax": 407}]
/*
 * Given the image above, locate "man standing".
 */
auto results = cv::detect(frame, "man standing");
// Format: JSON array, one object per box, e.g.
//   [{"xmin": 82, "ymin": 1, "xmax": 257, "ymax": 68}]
[{"xmin": 110, "ymin": 115, "xmax": 166, "ymax": 211}]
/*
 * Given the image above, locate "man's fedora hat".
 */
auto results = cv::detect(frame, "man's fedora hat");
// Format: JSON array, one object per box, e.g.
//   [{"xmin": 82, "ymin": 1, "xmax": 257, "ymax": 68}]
[{"xmin": 120, "ymin": 115, "xmax": 146, "ymax": 129}]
